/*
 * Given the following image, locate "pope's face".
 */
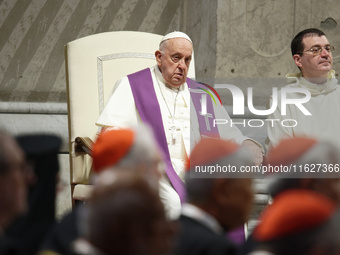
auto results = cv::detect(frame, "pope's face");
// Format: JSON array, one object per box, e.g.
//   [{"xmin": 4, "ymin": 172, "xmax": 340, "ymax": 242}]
[
  {"xmin": 155, "ymin": 38, "xmax": 193, "ymax": 88},
  {"xmin": 293, "ymin": 35, "xmax": 333, "ymax": 81}
]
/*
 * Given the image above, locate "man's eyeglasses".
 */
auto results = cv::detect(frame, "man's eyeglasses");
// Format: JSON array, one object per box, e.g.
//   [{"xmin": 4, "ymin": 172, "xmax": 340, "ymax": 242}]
[{"xmin": 301, "ymin": 45, "xmax": 335, "ymax": 55}]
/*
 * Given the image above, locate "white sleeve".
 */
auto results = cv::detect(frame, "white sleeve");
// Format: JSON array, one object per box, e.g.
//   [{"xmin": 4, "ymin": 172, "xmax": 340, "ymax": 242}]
[
  {"xmin": 214, "ymin": 103, "xmax": 248, "ymax": 144},
  {"xmin": 96, "ymin": 76, "xmax": 141, "ymax": 128},
  {"xmin": 214, "ymin": 103, "xmax": 264, "ymax": 151},
  {"xmin": 266, "ymin": 96, "xmax": 293, "ymax": 149}
]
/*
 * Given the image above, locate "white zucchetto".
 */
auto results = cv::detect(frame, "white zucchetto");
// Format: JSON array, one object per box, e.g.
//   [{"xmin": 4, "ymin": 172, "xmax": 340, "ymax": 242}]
[{"xmin": 160, "ymin": 31, "xmax": 192, "ymax": 45}]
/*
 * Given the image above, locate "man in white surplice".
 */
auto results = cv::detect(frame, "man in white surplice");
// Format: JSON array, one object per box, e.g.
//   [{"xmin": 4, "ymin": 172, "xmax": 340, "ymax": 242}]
[
  {"xmin": 96, "ymin": 31, "xmax": 263, "ymax": 219},
  {"xmin": 266, "ymin": 28, "xmax": 340, "ymax": 150}
]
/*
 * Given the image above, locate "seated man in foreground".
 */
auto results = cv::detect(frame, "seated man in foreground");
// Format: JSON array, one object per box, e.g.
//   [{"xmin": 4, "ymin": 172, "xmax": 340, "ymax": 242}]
[
  {"xmin": 96, "ymin": 31, "xmax": 263, "ymax": 219},
  {"xmin": 175, "ymin": 137, "xmax": 254, "ymax": 255}
]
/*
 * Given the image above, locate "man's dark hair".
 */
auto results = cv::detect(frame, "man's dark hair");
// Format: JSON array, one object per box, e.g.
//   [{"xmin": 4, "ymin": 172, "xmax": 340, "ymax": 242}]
[{"xmin": 291, "ymin": 28, "xmax": 326, "ymax": 56}]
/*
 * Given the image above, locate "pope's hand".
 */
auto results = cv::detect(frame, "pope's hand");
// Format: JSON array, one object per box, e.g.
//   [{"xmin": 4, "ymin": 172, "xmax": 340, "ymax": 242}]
[{"xmin": 241, "ymin": 140, "xmax": 263, "ymax": 166}]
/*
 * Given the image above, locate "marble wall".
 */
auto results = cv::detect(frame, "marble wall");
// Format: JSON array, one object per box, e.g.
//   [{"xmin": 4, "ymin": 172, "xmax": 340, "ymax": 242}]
[
  {"xmin": 213, "ymin": 0, "xmax": 340, "ymax": 107},
  {"xmin": 215, "ymin": 0, "xmax": 340, "ymax": 78},
  {"xmin": 0, "ymin": 0, "xmax": 185, "ymax": 103},
  {"xmin": 1, "ymin": 0, "xmax": 339, "ymax": 104}
]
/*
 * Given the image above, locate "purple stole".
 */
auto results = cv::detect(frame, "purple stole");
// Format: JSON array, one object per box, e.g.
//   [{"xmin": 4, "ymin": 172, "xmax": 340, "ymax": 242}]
[
  {"xmin": 128, "ymin": 68, "xmax": 218, "ymax": 202},
  {"xmin": 128, "ymin": 68, "xmax": 245, "ymax": 244}
]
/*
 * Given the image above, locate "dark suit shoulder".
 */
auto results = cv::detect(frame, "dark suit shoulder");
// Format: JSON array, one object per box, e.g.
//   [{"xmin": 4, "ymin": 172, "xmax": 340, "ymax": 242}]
[{"xmin": 174, "ymin": 215, "xmax": 237, "ymax": 255}]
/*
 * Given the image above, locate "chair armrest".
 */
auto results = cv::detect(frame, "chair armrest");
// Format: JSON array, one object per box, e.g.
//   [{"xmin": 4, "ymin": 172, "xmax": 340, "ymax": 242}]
[{"xmin": 75, "ymin": 136, "xmax": 94, "ymax": 156}]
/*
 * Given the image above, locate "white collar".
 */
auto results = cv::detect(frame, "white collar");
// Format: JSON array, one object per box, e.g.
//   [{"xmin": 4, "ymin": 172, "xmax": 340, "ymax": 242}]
[
  {"xmin": 286, "ymin": 70, "xmax": 338, "ymax": 96},
  {"xmin": 181, "ymin": 203, "xmax": 224, "ymax": 235}
]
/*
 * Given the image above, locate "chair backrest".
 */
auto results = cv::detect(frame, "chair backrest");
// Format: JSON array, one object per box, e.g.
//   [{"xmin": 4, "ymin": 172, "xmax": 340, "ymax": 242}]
[{"xmin": 65, "ymin": 31, "xmax": 195, "ymax": 185}]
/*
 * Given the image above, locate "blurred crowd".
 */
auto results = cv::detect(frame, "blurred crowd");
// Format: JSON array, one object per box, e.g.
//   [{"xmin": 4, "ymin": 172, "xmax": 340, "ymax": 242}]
[{"xmin": 1, "ymin": 126, "xmax": 340, "ymax": 255}]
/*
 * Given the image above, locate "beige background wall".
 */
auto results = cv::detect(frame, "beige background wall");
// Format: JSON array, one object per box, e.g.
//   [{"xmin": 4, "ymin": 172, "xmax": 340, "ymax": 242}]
[
  {"xmin": 0, "ymin": 0, "xmax": 339, "ymax": 218},
  {"xmin": 1, "ymin": 0, "xmax": 339, "ymax": 103},
  {"xmin": 214, "ymin": 0, "xmax": 340, "ymax": 106}
]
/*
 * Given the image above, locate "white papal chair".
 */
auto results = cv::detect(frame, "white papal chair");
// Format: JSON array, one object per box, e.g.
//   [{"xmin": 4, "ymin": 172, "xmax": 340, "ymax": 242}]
[{"xmin": 65, "ymin": 31, "xmax": 195, "ymax": 206}]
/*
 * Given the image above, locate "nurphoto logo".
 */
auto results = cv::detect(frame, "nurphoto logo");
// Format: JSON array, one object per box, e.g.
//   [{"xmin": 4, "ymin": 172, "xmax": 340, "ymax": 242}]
[{"xmin": 192, "ymin": 83, "xmax": 312, "ymax": 128}]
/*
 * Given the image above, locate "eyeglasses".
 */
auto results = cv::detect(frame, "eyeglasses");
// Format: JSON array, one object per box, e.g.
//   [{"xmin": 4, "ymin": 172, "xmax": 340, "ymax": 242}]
[{"xmin": 301, "ymin": 45, "xmax": 335, "ymax": 55}]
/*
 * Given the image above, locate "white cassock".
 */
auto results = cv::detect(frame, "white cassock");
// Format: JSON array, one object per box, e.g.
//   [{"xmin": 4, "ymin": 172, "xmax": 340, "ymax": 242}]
[
  {"xmin": 97, "ymin": 65, "xmax": 252, "ymax": 219},
  {"xmin": 266, "ymin": 70, "xmax": 340, "ymax": 150}
]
